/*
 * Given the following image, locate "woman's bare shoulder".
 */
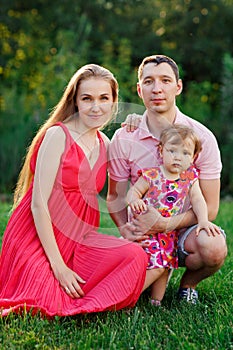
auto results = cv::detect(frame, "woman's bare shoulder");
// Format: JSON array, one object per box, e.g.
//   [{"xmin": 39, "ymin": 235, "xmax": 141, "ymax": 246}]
[{"xmin": 45, "ymin": 125, "xmax": 66, "ymax": 141}]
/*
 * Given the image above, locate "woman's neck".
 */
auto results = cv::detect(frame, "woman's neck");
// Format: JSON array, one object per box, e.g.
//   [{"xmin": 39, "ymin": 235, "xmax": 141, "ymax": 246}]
[{"xmin": 65, "ymin": 117, "xmax": 98, "ymax": 139}]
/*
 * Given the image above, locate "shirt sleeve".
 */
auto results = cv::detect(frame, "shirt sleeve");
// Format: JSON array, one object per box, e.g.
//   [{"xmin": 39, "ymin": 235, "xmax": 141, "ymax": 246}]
[
  {"xmin": 108, "ymin": 129, "xmax": 131, "ymax": 182},
  {"xmin": 194, "ymin": 129, "xmax": 222, "ymax": 180}
]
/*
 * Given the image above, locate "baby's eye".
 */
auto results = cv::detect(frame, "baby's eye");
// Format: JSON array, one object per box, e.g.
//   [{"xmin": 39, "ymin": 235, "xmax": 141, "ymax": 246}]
[{"xmin": 183, "ymin": 151, "xmax": 191, "ymax": 156}]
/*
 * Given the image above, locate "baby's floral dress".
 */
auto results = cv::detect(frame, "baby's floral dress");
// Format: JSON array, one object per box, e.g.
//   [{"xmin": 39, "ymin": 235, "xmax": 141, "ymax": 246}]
[{"xmin": 137, "ymin": 165, "xmax": 199, "ymax": 270}]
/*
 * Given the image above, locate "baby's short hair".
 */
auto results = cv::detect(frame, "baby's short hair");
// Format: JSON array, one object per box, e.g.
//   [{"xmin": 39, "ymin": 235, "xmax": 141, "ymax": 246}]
[{"xmin": 160, "ymin": 124, "xmax": 202, "ymax": 157}]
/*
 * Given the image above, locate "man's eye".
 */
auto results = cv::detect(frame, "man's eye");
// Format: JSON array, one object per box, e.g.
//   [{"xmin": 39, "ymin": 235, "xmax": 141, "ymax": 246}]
[{"xmin": 144, "ymin": 79, "xmax": 152, "ymax": 85}]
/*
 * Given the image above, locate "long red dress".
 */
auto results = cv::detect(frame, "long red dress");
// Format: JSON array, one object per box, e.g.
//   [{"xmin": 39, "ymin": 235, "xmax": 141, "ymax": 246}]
[{"xmin": 0, "ymin": 123, "xmax": 147, "ymax": 317}]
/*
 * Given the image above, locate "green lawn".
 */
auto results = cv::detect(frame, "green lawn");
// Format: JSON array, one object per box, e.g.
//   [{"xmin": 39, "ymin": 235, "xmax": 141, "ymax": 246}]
[{"xmin": 0, "ymin": 200, "xmax": 232, "ymax": 350}]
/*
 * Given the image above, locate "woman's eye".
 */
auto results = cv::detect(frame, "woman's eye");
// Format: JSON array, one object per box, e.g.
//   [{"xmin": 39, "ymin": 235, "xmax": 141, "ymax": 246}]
[
  {"xmin": 101, "ymin": 96, "xmax": 109, "ymax": 101},
  {"xmin": 82, "ymin": 96, "xmax": 91, "ymax": 101}
]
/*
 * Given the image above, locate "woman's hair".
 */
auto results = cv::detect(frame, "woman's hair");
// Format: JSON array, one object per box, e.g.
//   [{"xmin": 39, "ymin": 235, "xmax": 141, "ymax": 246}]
[
  {"xmin": 13, "ymin": 64, "xmax": 118, "ymax": 209},
  {"xmin": 159, "ymin": 124, "xmax": 202, "ymax": 157}
]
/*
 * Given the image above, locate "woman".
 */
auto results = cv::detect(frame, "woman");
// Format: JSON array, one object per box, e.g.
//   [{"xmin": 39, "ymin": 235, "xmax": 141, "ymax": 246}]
[{"xmin": 0, "ymin": 64, "xmax": 148, "ymax": 317}]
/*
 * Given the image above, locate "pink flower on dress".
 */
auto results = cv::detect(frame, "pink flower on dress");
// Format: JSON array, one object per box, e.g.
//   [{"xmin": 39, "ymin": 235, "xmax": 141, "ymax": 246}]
[
  {"xmin": 148, "ymin": 187, "xmax": 161, "ymax": 199},
  {"xmin": 147, "ymin": 250, "xmax": 163, "ymax": 268},
  {"xmin": 158, "ymin": 233, "xmax": 174, "ymax": 252},
  {"xmin": 160, "ymin": 190, "xmax": 179, "ymax": 209},
  {"xmin": 159, "ymin": 209, "xmax": 171, "ymax": 218},
  {"xmin": 146, "ymin": 239, "xmax": 160, "ymax": 254}
]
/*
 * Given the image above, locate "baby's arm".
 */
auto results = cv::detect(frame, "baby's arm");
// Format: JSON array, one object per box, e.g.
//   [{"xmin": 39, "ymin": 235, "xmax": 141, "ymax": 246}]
[
  {"xmin": 126, "ymin": 176, "xmax": 149, "ymax": 214},
  {"xmin": 189, "ymin": 180, "xmax": 222, "ymax": 237}
]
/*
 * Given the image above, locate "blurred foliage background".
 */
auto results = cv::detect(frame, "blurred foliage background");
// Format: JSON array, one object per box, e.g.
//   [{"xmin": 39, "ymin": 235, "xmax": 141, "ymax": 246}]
[{"xmin": 1, "ymin": 0, "xmax": 233, "ymax": 196}]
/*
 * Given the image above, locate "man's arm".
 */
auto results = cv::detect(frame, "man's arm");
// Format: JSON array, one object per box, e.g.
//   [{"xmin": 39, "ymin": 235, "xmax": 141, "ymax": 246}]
[
  {"xmin": 132, "ymin": 178, "xmax": 220, "ymax": 234},
  {"xmin": 199, "ymin": 179, "xmax": 220, "ymax": 221},
  {"xmin": 189, "ymin": 179, "xmax": 221, "ymax": 236},
  {"xmin": 106, "ymin": 178, "xmax": 149, "ymax": 241},
  {"xmin": 107, "ymin": 178, "xmax": 129, "ymax": 228}
]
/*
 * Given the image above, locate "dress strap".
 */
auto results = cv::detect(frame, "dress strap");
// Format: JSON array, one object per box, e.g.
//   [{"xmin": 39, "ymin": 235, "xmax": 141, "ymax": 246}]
[
  {"xmin": 53, "ymin": 122, "xmax": 73, "ymax": 143},
  {"xmin": 54, "ymin": 122, "xmax": 104, "ymax": 145}
]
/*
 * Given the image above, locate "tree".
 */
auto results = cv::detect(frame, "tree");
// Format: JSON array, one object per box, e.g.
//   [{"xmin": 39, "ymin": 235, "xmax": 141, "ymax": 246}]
[{"xmin": 0, "ymin": 0, "xmax": 233, "ymax": 193}]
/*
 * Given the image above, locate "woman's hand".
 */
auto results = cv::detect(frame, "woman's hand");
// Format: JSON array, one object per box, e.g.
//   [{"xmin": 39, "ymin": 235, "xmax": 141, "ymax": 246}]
[
  {"xmin": 52, "ymin": 262, "xmax": 86, "ymax": 298},
  {"xmin": 121, "ymin": 113, "xmax": 142, "ymax": 132}
]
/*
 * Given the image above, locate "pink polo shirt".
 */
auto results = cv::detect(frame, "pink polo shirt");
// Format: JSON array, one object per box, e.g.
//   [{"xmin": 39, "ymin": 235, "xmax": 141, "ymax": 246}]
[{"xmin": 108, "ymin": 107, "xmax": 222, "ymax": 185}]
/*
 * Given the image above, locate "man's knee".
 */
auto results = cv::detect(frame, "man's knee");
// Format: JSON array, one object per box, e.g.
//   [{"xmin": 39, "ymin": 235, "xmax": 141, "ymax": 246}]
[{"xmin": 195, "ymin": 232, "xmax": 227, "ymax": 267}]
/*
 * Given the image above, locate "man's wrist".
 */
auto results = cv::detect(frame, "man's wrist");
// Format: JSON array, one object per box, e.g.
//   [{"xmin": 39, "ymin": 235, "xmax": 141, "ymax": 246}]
[
  {"xmin": 164, "ymin": 213, "xmax": 186, "ymax": 232},
  {"xmin": 118, "ymin": 223, "xmax": 128, "ymax": 238},
  {"xmin": 155, "ymin": 215, "xmax": 169, "ymax": 232}
]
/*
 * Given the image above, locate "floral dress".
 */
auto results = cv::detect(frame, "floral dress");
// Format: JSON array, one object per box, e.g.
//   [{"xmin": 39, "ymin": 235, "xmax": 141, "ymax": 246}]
[{"xmin": 138, "ymin": 165, "xmax": 199, "ymax": 270}]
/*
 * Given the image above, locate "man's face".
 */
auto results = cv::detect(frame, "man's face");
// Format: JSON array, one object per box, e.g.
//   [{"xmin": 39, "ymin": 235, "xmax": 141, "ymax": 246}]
[{"xmin": 137, "ymin": 62, "xmax": 182, "ymax": 114}]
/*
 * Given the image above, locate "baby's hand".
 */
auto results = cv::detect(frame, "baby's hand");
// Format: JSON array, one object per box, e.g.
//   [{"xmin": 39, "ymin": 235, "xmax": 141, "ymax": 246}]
[
  {"xmin": 196, "ymin": 221, "xmax": 222, "ymax": 237},
  {"xmin": 129, "ymin": 199, "xmax": 147, "ymax": 214}
]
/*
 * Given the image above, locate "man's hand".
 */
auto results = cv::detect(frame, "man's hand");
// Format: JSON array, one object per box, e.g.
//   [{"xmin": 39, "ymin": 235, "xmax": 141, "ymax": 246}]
[
  {"xmin": 119, "ymin": 222, "xmax": 149, "ymax": 242},
  {"xmin": 121, "ymin": 113, "xmax": 142, "ymax": 132},
  {"xmin": 131, "ymin": 206, "xmax": 167, "ymax": 235}
]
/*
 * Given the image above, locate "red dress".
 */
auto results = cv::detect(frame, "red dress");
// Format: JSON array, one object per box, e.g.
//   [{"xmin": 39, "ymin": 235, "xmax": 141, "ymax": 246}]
[{"xmin": 0, "ymin": 123, "xmax": 147, "ymax": 317}]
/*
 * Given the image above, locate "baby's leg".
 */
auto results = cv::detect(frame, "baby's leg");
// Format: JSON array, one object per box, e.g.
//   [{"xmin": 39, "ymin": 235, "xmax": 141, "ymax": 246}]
[
  {"xmin": 150, "ymin": 269, "xmax": 169, "ymax": 305},
  {"xmin": 142, "ymin": 267, "xmax": 165, "ymax": 292}
]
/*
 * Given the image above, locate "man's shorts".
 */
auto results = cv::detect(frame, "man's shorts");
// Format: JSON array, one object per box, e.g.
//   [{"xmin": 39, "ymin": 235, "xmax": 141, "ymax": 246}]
[{"xmin": 178, "ymin": 225, "xmax": 226, "ymax": 267}]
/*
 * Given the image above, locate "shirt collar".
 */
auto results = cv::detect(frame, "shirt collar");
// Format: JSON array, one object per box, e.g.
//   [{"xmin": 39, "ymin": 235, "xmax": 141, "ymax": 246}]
[
  {"xmin": 139, "ymin": 107, "xmax": 182, "ymax": 140},
  {"xmin": 139, "ymin": 111, "xmax": 158, "ymax": 140}
]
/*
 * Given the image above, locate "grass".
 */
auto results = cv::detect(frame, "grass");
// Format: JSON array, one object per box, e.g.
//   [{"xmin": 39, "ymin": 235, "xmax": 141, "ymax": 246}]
[{"xmin": 0, "ymin": 200, "xmax": 232, "ymax": 350}]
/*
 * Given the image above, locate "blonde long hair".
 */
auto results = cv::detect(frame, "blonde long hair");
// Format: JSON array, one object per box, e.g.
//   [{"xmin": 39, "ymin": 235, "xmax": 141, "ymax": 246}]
[{"xmin": 13, "ymin": 64, "xmax": 119, "ymax": 209}]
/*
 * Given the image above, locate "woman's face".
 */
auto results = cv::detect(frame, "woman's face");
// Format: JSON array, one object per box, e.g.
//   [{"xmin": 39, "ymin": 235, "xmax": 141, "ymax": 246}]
[{"xmin": 75, "ymin": 77, "xmax": 114, "ymax": 131}]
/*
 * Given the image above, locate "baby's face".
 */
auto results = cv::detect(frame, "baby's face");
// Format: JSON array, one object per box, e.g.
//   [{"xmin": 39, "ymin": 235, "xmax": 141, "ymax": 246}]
[{"xmin": 161, "ymin": 136, "xmax": 195, "ymax": 174}]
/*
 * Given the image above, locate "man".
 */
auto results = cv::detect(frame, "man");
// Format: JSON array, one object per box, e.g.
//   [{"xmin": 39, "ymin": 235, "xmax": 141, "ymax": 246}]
[{"xmin": 107, "ymin": 54, "xmax": 227, "ymax": 304}]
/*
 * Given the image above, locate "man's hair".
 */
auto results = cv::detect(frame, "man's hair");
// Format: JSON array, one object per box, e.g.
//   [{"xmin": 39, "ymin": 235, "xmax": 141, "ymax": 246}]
[{"xmin": 138, "ymin": 55, "xmax": 179, "ymax": 82}]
